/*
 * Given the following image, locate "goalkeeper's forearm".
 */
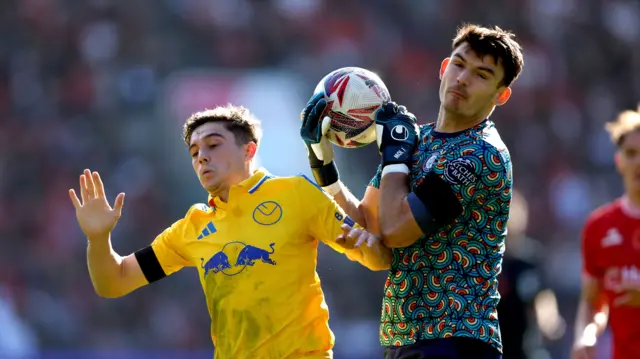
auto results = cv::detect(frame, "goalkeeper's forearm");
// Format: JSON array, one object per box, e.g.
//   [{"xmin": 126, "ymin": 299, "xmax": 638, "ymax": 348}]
[
  {"xmin": 86, "ymin": 235, "xmax": 126, "ymax": 298},
  {"xmin": 346, "ymin": 241, "xmax": 392, "ymax": 271}
]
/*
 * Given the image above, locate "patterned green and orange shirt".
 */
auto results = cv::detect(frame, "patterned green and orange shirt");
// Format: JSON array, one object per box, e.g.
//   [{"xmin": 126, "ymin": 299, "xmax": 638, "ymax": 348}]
[{"xmin": 369, "ymin": 120, "xmax": 512, "ymax": 353}]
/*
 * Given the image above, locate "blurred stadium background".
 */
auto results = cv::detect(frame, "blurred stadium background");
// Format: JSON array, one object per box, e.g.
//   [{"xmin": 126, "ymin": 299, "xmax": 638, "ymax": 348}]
[{"xmin": 1, "ymin": 0, "xmax": 638, "ymax": 358}]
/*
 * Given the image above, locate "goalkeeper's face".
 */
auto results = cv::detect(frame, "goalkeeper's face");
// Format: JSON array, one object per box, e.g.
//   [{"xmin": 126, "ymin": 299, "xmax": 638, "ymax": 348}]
[
  {"xmin": 189, "ymin": 121, "xmax": 254, "ymax": 195},
  {"xmin": 439, "ymin": 42, "xmax": 511, "ymax": 119}
]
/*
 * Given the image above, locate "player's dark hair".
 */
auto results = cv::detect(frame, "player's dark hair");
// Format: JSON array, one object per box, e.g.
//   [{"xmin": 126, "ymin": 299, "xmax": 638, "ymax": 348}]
[
  {"xmin": 183, "ymin": 105, "xmax": 262, "ymax": 147},
  {"xmin": 605, "ymin": 105, "xmax": 640, "ymax": 147},
  {"xmin": 452, "ymin": 23, "xmax": 524, "ymax": 88}
]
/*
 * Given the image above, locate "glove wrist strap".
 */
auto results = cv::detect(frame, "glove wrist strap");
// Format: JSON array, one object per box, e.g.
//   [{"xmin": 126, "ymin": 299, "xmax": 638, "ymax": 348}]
[
  {"xmin": 311, "ymin": 161, "xmax": 340, "ymax": 187},
  {"xmin": 322, "ymin": 182, "xmax": 342, "ymax": 196},
  {"xmin": 382, "ymin": 164, "xmax": 410, "ymax": 178}
]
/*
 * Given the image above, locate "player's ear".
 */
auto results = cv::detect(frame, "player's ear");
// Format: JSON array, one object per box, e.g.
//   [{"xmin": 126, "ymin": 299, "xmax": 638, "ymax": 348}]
[
  {"xmin": 495, "ymin": 87, "xmax": 511, "ymax": 106},
  {"xmin": 245, "ymin": 141, "xmax": 257, "ymax": 161},
  {"xmin": 439, "ymin": 58, "xmax": 451, "ymax": 80},
  {"xmin": 614, "ymin": 150, "xmax": 623, "ymax": 174}
]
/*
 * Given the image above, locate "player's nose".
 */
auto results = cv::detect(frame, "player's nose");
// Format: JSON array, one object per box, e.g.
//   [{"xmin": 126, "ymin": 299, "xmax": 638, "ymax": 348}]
[
  {"xmin": 197, "ymin": 151, "xmax": 210, "ymax": 164},
  {"xmin": 456, "ymin": 70, "xmax": 470, "ymax": 85}
]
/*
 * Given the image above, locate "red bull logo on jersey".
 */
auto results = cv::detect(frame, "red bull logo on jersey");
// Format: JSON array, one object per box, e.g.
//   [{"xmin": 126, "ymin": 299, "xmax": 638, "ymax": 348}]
[
  {"xmin": 201, "ymin": 241, "xmax": 277, "ymax": 278},
  {"xmin": 604, "ymin": 265, "xmax": 640, "ymax": 290}
]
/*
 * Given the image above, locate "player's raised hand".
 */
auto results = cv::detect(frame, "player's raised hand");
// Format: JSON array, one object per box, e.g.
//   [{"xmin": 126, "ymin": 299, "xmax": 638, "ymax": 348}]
[
  {"xmin": 69, "ymin": 169, "xmax": 125, "ymax": 241},
  {"xmin": 336, "ymin": 223, "xmax": 380, "ymax": 250},
  {"xmin": 300, "ymin": 92, "xmax": 334, "ymax": 167},
  {"xmin": 374, "ymin": 102, "xmax": 419, "ymax": 169}
]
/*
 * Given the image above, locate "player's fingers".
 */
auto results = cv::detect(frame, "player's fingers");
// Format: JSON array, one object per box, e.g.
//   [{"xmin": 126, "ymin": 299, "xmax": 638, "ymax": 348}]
[
  {"xmin": 366, "ymin": 233, "xmax": 379, "ymax": 247},
  {"xmin": 93, "ymin": 171, "xmax": 106, "ymax": 198},
  {"xmin": 301, "ymin": 93, "xmax": 323, "ymax": 122},
  {"xmin": 337, "ymin": 234, "xmax": 353, "ymax": 249},
  {"xmin": 84, "ymin": 169, "xmax": 96, "ymax": 198},
  {"xmin": 340, "ymin": 223, "xmax": 352, "ymax": 235},
  {"xmin": 347, "ymin": 227, "xmax": 362, "ymax": 241},
  {"xmin": 113, "ymin": 193, "xmax": 125, "ymax": 217},
  {"xmin": 321, "ymin": 116, "xmax": 332, "ymax": 136},
  {"xmin": 382, "ymin": 101, "xmax": 397, "ymax": 115},
  {"xmin": 69, "ymin": 189, "xmax": 82, "ymax": 210},
  {"xmin": 80, "ymin": 174, "xmax": 90, "ymax": 203},
  {"xmin": 354, "ymin": 231, "xmax": 368, "ymax": 248},
  {"xmin": 310, "ymin": 99, "xmax": 327, "ymax": 126}
]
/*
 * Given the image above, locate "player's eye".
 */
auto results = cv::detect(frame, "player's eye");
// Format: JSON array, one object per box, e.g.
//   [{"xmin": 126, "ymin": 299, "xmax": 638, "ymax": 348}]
[
  {"xmin": 477, "ymin": 73, "xmax": 488, "ymax": 79},
  {"xmin": 209, "ymin": 144, "xmax": 218, "ymax": 149},
  {"xmin": 453, "ymin": 62, "xmax": 463, "ymax": 68}
]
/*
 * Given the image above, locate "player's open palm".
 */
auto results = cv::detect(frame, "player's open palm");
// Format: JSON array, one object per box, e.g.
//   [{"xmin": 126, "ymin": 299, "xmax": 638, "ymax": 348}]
[{"xmin": 69, "ymin": 169, "xmax": 125, "ymax": 240}]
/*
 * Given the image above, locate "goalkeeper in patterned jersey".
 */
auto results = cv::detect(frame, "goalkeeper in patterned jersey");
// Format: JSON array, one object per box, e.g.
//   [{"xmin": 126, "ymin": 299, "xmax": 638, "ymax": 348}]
[
  {"xmin": 68, "ymin": 105, "xmax": 391, "ymax": 359},
  {"xmin": 300, "ymin": 24, "xmax": 524, "ymax": 359}
]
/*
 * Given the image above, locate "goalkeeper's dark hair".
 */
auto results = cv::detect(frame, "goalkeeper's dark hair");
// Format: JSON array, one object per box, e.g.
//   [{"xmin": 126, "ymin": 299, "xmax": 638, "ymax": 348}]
[
  {"xmin": 183, "ymin": 104, "xmax": 262, "ymax": 147},
  {"xmin": 452, "ymin": 23, "xmax": 524, "ymax": 88}
]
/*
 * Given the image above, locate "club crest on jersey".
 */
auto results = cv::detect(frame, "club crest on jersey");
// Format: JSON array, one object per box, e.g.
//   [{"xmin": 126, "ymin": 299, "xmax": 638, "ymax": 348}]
[
  {"xmin": 201, "ymin": 241, "xmax": 277, "ymax": 278},
  {"xmin": 424, "ymin": 153, "xmax": 440, "ymax": 172},
  {"xmin": 252, "ymin": 201, "xmax": 283, "ymax": 226},
  {"xmin": 444, "ymin": 158, "xmax": 478, "ymax": 186}
]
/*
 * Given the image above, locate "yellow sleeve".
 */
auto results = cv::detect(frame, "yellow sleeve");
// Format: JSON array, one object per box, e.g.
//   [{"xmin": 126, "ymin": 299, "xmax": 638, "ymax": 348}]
[
  {"xmin": 295, "ymin": 175, "xmax": 360, "ymax": 253},
  {"xmin": 150, "ymin": 217, "xmax": 192, "ymax": 276}
]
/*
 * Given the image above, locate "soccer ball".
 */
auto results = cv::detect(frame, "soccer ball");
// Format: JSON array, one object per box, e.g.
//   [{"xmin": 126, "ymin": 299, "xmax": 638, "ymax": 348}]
[{"xmin": 313, "ymin": 67, "xmax": 391, "ymax": 148}]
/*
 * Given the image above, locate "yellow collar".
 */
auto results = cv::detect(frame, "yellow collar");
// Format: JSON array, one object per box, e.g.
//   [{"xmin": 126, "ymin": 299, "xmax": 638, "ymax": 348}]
[{"xmin": 208, "ymin": 168, "xmax": 271, "ymax": 208}]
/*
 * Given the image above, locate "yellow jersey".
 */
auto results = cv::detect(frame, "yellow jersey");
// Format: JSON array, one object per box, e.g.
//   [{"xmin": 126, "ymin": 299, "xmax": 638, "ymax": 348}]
[{"xmin": 148, "ymin": 168, "xmax": 358, "ymax": 359}]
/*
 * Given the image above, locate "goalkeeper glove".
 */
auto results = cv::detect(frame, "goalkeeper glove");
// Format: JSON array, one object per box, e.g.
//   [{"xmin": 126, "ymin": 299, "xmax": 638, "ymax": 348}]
[
  {"xmin": 374, "ymin": 102, "xmax": 419, "ymax": 176},
  {"xmin": 300, "ymin": 93, "xmax": 340, "ymax": 191}
]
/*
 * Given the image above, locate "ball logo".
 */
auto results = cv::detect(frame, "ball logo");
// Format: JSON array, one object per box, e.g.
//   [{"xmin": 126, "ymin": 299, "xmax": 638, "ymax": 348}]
[
  {"xmin": 252, "ymin": 201, "xmax": 283, "ymax": 226},
  {"xmin": 390, "ymin": 125, "xmax": 409, "ymax": 141}
]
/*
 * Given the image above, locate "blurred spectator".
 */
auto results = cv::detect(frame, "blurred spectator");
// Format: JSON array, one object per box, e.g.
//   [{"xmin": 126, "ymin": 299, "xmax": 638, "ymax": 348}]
[{"xmin": 498, "ymin": 190, "xmax": 565, "ymax": 359}]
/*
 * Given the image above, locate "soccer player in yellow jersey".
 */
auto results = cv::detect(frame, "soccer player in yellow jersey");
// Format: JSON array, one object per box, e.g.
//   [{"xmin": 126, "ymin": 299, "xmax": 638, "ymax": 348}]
[{"xmin": 68, "ymin": 105, "xmax": 392, "ymax": 359}]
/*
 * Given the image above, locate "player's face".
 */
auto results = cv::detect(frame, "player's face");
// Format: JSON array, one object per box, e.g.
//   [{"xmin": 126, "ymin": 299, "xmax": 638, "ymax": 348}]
[
  {"xmin": 616, "ymin": 131, "xmax": 640, "ymax": 192},
  {"xmin": 439, "ymin": 42, "xmax": 511, "ymax": 119},
  {"xmin": 189, "ymin": 122, "xmax": 254, "ymax": 194}
]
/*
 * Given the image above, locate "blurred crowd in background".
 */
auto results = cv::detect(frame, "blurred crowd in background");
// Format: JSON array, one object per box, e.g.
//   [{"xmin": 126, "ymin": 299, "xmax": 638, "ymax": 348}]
[{"xmin": 1, "ymin": 0, "xmax": 640, "ymax": 358}]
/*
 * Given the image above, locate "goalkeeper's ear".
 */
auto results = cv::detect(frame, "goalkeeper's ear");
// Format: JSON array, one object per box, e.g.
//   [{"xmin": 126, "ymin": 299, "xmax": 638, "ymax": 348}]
[{"xmin": 495, "ymin": 87, "xmax": 512, "ymax": 106}]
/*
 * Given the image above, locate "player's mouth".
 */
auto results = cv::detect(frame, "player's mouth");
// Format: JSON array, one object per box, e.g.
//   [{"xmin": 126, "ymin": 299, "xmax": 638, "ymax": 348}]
[
  {"xmin": 448, "ymin": 90, "xmax": 466, "ymax": 99},
  {"xmin": 201, "ymin": 169, "xmax": 213, "ymax": 176}
]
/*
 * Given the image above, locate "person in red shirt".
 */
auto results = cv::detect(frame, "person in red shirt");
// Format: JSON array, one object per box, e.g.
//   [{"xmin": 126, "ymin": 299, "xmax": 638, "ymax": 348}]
[{"xmin": 572, "ymin": 106, "xmax": 640, "ymax": 359}]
